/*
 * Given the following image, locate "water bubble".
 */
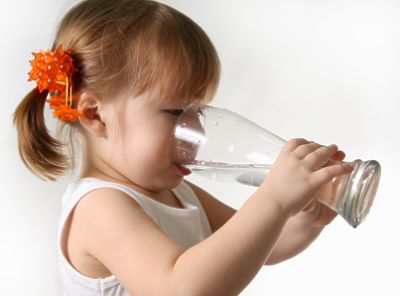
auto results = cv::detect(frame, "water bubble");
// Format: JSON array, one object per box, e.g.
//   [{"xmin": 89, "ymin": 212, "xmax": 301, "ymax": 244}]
[{"xmin": 212, "ymin": 172, "xmax": 217, "ymax": 181}]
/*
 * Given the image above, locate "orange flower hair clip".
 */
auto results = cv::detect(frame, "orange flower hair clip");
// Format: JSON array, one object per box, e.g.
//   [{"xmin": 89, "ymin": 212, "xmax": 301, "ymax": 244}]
[{"xmin": 28, "ymin": 45, "xmax": 82, "ymax": 122}]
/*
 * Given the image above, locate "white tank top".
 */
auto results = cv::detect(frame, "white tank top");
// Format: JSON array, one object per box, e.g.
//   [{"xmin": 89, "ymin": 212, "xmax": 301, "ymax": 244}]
[{"xmin": 57, "ymin": 178, "xmax": 212, "ymax": 296}]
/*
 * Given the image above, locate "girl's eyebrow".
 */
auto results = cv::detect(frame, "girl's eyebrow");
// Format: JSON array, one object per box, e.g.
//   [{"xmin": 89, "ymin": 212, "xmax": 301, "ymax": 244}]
[{"xmin": 157, "ymin": 99, "xmax": 190, "ymax": 109}]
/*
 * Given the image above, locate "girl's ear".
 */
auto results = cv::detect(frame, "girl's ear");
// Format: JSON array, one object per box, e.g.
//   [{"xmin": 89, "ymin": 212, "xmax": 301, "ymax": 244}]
[{"xmin": 78, "ymin": 92, "xmax": 107, "ymax": 137}]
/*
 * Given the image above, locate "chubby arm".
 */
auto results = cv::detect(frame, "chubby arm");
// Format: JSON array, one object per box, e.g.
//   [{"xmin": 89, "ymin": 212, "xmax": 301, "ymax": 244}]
[
  {"xmin": 265, "ymin": 201, "xmax": 337, "ymax": 264},
  {"xmin": 74, "ymin": 139, "xmax": 351, "ymax": 295},
  {"xmin": 74, "ymin": 183, "xmax": 289, "ymax": 296},
  {"xmin": 266, "ymin": 146, "xmax": 348, "ymax": 264},
  {"xmin": 189, "ymin": 182, "xmax": 336, "ymax": 266},
  {"xmin": 190, "ymin": 145, "xmax": 347, "ymax": 265}
]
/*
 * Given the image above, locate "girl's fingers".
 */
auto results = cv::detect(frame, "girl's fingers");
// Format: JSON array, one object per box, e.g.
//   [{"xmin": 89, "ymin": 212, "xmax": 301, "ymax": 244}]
[
  {"xmin": 282, "ymin": 138, "xmax": 309, "ymax": 153},
  {"xmin": 293, "ymin": 142, "xmax": 323, "ymax": 159},
  {"xmin": 304, "ymin": 144, "xmax": 339, "ymax": 169},
  {"xmin": 331, "ymin": 150, "xmax": 346, "ymax": 162},
  {"xmin": 312, "ymin": 162, "xmax": 354, "ymax": 187}
]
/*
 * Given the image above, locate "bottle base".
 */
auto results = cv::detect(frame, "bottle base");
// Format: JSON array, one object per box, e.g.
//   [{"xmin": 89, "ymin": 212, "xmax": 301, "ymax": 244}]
[{"xmin": 338, "ymin": 160, "xmax": 381, "ymax": 228}]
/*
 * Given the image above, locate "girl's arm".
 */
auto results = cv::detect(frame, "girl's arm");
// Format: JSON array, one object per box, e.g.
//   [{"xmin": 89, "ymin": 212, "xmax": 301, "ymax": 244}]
[
  {"xmin": 74, "ymin": 180, "xmax": 289, "ymax": 296},
  {"xmin": 189, "ymin": 148, "xmax": 346, "ymax": 266},
  {"xmin": 190, "ymin": 183, "xmax": 336, "ymax": 266},
  {"xmin": 75, "ymin": 139, "xmax": 351, "ymax": 296},
  {"xmin": 263, "ymin": 201, "xmax": 337, "ymax": 265}
]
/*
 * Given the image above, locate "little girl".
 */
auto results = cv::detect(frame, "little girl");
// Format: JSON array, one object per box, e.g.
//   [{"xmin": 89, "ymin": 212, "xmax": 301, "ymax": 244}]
[{"xmin": 14, "ymin": 0, "xmax": 353, "ymax": 295}]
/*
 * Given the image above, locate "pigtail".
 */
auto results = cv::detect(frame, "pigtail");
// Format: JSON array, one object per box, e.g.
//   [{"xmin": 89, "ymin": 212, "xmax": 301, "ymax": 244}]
[{"xmin": 13, "ymin": 88, "xmax": 68, "ymax": 180}]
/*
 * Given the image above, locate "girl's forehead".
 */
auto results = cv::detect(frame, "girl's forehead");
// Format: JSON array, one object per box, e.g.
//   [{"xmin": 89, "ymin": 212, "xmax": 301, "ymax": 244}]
[
  {"xmin": 135, "ymin": 86, "xmax": 205, "ymax": 108},
  {"xmin": 152, "ymin": 97, "xmax": 204, "ymax": 112}
]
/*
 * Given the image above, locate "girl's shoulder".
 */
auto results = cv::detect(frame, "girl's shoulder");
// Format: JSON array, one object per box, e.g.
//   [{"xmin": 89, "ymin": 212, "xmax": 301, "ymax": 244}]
[
  {"xmin": 59, "ymin": 180, "xmax": 174, "ymax": 284},
  {"xmin": 61, "ymin": 177, "xmax": 138, "ymax": 207},
  {"xmin": 57, "ymin": 178, "xmax": 210, "ymax": 293}
]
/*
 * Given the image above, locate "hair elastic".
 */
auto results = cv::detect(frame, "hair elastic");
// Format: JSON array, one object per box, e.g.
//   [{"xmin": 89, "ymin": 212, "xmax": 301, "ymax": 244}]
[{"xmin": 28, "ymin": 45, "xmax": 82, "ymax": 122}]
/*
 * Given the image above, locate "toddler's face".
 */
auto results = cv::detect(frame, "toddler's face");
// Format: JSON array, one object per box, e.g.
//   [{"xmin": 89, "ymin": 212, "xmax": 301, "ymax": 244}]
[{"xmin": 101, "ymin": 90, "xmax": 200, "ymax": 193}]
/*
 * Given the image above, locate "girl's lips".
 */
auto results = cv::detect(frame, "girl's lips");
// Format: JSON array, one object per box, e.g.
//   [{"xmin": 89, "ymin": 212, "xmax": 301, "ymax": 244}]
[{"xmin": 175, "ymin": 163, "xmax": 192, "ymax": 176}]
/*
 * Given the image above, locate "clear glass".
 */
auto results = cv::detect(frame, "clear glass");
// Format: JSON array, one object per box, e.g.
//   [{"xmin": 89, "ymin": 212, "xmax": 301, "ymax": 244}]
[{"xmin": 174, "ymin": 105, "xmax": 381, "ymax": 228}]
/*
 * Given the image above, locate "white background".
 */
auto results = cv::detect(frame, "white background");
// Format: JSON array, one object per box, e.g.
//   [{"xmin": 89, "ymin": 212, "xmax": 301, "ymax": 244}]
[{"xmin": 1, "ymin": 0, "xmax": 399, "ymax": 295}]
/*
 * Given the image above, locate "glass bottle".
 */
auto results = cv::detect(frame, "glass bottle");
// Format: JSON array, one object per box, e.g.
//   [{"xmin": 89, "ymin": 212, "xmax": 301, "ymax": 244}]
[{"xmin": 174, "ymin": 105, "xmax": 381, "ymax": 228}]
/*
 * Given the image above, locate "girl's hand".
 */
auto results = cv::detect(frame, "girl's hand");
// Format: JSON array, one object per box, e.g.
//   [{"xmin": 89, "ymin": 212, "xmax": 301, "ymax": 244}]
[
  {"xmin": 298, "ymin": 201, "xmax": 337, "ymax": 227},
  {"xmin": 299, "ymin": 146, "xmax": 347, "ymax": 226},
  {"xmin": 260, "ymin": 138, "xmax": 354, "ymax": 217}
]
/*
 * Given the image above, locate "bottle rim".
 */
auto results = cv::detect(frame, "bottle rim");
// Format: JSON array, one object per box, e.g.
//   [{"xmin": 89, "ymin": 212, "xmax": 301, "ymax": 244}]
[{"xmin": 339, "ymin": 160, "xmax": 381, "ymax": 228}]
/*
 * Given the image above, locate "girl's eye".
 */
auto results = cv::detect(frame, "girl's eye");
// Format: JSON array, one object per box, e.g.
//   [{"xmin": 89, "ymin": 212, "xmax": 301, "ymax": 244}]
[{"xmin": 166, "ymin": 109, "xmax": 184, "ymax": 116}]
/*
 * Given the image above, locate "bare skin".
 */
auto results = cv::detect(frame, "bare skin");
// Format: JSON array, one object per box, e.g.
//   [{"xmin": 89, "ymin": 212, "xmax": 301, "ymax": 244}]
[{"xmin": 62, "ymin": 89, "xmax": 353, "ymax": 295}]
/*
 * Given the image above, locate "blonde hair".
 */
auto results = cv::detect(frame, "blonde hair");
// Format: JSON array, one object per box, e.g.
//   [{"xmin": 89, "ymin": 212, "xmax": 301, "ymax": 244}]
[{"xmin": 14, "ymin": 0, "xmax": 220, "ymax": 180}]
